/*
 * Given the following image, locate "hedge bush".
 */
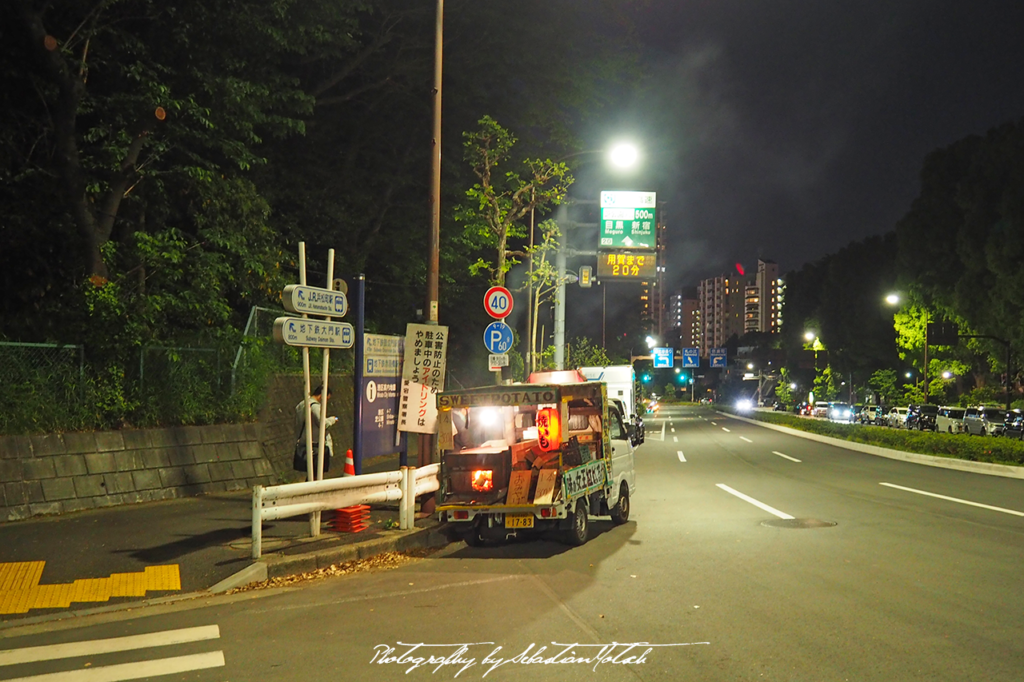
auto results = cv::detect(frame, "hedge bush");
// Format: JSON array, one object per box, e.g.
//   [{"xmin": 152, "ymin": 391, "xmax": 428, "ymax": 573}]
[{"xmin": 730, "ymin": 410, "xmax": 1024, "ymax": 467}]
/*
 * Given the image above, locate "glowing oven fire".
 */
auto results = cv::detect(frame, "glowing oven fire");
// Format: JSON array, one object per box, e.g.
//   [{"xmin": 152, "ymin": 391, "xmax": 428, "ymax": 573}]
[{"xmin": 471, "ymin": 469, "xmax": 493, "ymax": 492}]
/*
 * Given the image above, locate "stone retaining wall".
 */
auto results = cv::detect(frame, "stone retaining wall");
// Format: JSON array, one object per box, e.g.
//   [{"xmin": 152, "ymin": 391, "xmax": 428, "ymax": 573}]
[
  {"xmin": 0, "ymin": 373, "xmax": 356, "ymax": 522},
  {"xmin": 0, "ymin": 423, "xmax": 274, "ymax": 522}
]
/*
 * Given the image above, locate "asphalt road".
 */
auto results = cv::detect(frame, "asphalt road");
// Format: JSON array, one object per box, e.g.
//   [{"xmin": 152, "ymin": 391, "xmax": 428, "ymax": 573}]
[{"xmin": 3, "ymin": 404, "xmax": 1023, "ymax": 681}]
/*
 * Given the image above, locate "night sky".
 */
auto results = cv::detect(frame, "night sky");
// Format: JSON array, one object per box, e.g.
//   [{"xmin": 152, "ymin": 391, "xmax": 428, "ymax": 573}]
[{"xmin": 573, "ymin": 0, "xmax": 1024, "ymax": 292}]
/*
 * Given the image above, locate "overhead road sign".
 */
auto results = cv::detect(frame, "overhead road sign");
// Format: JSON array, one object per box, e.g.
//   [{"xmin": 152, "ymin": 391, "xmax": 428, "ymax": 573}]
[
  {"xmin": 483, "ymin": 321, "xmax": 514, "ymax": 354},
  {"xmin": 282, "ymin": 284, "xmax": 348, "ymax": 317},
  {"xmin": 483, "ymin": 286, "xmax": 514, "ymax": 319},
  {"xmin": 682, "ymin": 348, "xmax": 699, "ymax": 367},
  {"xmin": 599, "ymin": 191, "xmax": 657, "ymax": 250},
  {"xmin": 710, "ymin": 348, "xmax": 728, "ymax": 368},
  {"xmin": 597, "ymin": 251, "xmax": 657, "ymax": 279},
  {"xmin": 652, "ymin": 347, "xmax": 674, "ymax": 368},
  {"xmin": 274, "ymin": 317, "xmax": 354, "ymax": 349}
]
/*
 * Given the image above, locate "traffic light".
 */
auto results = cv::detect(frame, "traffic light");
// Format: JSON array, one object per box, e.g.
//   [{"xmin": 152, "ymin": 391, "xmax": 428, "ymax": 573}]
[
  {"xmin": 642, "ymin": 374, "xmax": 652, "ymax": 383},
  {"xmin": 677, "ymin": 372, "xmax": 688, "ymax": 383}
]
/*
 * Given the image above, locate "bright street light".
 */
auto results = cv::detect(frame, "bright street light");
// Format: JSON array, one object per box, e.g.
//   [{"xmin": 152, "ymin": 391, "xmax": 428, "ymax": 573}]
[
  {"xmin": 942, "ymin": 371, "xmax": 953, "ymax": 379},
  {"xmin": 885, "ymin": 293, "xmax": 900, "ymax": 306},
  {"xmin": 790, "ymin": 382, "xmax": 797, "ymax": 389},
  {"xmin": 608, "ymin": 143, "xmax": 639, "ymax": 168},
  {"xmin": 747, "ymin": 363, "xmax": 754, "ymax": 370},
  {"xmin": 804, "ymin": 330, "xmax": 817, "ymax": 341},
  {"xmin": 645, "ymin": 335, "xmax": 657, "ymax": 349}
]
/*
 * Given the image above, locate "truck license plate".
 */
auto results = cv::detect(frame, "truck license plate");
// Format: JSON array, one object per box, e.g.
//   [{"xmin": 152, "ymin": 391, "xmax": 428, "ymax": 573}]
[{"xmin": 504, "ymin": 513, "xmax": 534, "ymax": 529}]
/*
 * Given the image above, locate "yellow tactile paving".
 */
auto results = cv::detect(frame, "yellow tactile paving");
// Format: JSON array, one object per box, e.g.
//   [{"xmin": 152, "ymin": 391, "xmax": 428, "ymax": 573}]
[{"xmin": 0, "ymin": 562, "xmax": 180, "ymax": 615}]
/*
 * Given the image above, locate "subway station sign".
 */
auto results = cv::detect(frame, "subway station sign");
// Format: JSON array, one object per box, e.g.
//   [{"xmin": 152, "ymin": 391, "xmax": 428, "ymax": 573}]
[
  {"xmin": 596, "ymin": 251, "xmax": 657, "ymax": 279},
  {"xmin": 599, "ymin": 190, "xmax": 657, "ymax": 249}
]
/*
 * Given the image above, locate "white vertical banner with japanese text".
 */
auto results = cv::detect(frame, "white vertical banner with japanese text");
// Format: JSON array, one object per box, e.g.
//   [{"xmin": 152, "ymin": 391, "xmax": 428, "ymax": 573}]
[{"xmin": 397, "ymin": 324, "xmax": 448, "ymax": 434}]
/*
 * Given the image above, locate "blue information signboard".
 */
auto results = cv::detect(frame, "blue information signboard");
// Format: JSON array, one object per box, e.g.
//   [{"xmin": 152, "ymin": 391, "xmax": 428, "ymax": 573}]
[
  {"xmin": 652, "ymin": 347, "xmax": 674, "ymax": 368},
  {"xmin": 682, "ymin": 348, "xmax": 699, "ymax": 368},
  {"xmin": 361, "ymin": 334, "xmax": 404, "ymax": 461},
  {"xmin": 710, "ymin": 348, "xmax": 728, "ymax": 368}
]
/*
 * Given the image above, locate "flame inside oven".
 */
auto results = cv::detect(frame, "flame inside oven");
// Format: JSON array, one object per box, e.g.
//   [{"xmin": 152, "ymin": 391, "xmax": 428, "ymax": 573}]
[{"xmin": 471, "ymin": 469, "xmax": 493, "ymax": 492}]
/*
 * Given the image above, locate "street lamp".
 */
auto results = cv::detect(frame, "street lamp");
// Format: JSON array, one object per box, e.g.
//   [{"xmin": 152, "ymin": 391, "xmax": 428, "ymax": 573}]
[
  {"xmin": 886, "ymin": 293, "xmax": 929, "ymax": 403},
  {"xmin": 541, "ymin": 143, "xmax": 640, "ymax": 370},
  {"xmin": 885, "ymin": 293, "xmax": 900, "ymax": 306},
  {"xmin": 646, "ymin": 335, "xmax": 658, "ymax": 349}
]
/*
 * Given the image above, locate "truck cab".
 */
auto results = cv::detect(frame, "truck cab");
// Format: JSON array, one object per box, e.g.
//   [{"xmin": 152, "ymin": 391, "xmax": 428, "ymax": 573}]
[{"xmin": 436, "ymin": 382, "xmax": 636, "ymax": 546}]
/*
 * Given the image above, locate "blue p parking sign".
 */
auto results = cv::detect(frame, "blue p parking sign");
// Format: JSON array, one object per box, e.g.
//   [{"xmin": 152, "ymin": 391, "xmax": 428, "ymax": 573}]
[{"xmin": 483, "ymin": 321, "xmax": 514, "ymax": 354}]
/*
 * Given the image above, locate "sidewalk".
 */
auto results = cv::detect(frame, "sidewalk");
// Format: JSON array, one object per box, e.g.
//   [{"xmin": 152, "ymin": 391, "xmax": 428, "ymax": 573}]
[{"xmin": 0, "ymin": 453, "xmax": 451, "ymax": 623}]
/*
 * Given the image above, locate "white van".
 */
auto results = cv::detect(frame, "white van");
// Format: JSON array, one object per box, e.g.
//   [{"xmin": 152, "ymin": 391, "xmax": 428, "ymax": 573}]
[{"xmin": 936, "ymin": 406, "xmax": 967, "ymax": 434}]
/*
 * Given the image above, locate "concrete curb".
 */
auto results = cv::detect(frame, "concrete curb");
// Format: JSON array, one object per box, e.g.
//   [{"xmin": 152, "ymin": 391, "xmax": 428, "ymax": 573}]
[
  {"xmin": 210, "ymin": 522, "xmax": 454, "ymax": 590},
  {"xmin": 723, "ymin": 411, "xmax": 1024, "ymax": 480}
]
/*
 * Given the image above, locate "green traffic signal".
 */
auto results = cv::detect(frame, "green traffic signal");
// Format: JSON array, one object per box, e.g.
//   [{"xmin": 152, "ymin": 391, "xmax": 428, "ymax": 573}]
[{"xmin": 642, "ymin": 374, "xmax": 651, "ymax": 382}]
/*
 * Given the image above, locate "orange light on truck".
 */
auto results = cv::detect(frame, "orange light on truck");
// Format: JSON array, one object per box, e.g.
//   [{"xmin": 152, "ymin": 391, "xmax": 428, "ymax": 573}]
[
  {"xmin": 536, "ymin": 407, "xmax": 561, "ymax": 451},
  {"xmin": 471, "ymin": 469, "xmax": 493, "ymax": 492}
]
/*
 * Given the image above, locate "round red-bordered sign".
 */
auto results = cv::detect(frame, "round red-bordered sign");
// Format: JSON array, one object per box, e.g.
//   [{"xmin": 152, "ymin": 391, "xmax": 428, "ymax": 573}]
[{"xmin": 483, "ymin": 286, "xmax": 514, "ymax": 319}]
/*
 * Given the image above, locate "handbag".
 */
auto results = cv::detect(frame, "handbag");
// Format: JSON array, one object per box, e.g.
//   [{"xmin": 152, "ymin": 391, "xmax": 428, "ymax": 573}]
[{"xmin": 293, "ymin": 425, "xmax": 331, "ymax": 473}]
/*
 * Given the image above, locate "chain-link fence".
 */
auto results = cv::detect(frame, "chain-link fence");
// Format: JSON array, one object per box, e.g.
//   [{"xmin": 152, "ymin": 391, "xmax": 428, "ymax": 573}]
[{"xmin": 1, "ymin": 306, "xmax": 358, "ymax": 434}]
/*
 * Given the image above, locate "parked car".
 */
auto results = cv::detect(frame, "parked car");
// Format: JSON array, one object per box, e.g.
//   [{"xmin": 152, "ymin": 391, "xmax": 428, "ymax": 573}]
[
  {"xmin": 936, "ymin": 406, "xmax": 967, "ymax": 434},
  {"xmin": 813, "ymin": 402, "xmax": 830, "ymax": 418},
  {"xmin": 963, "ymin": 406, "xmax": 1006, "ymax": 436},
  {"xmin": 905, "ymin": 404, "xmax": 940, "ymax": 431},
  {"xmin": 1000, "ymin": 410, "xmax": 1023, "ymax": 439},
  {"xmin": 828, "ymin": 402, "xmax": 855, "ymax": 422},
  {"xmin": 886, "ymin": 407, "xmax": 909, "ymax": 428},
  {"xmin": 860, "ymin": 405, "xmax": 883, "ymax": 425}
]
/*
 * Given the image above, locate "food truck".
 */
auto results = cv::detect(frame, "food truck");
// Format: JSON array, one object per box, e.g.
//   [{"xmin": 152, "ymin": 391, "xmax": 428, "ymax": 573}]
[{"xmin": 436, "ymin": 381, "xmax": 636, "ymax": 546}]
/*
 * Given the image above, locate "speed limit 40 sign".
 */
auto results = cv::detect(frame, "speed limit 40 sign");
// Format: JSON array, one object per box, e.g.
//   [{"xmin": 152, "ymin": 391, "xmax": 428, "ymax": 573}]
[{"xmin": 483, "ymin": 286, "xmax": 513, "ymax": 319}]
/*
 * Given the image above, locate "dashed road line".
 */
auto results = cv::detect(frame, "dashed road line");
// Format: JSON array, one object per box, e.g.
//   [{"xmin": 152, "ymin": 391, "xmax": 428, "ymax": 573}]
[
  {"xmin": 721, "ymin": 427, "xmax": 731, "ymax": 433},
  {"xmin": 673, "ymin": 436, "xmax": 679, "ymax": 443},
  {"xmin": 772, "ymin": 451, "xmax": 802, "ymax": 463},
  {"xmin": 739, "ymin": 436, "xmax": 752, "ymax": 443},
  {"xmin": 710, "ymin": 421, "xmax": 717, "ymax": 426},
  {"xmin": 880, "ymin": 483, "xmax": 1024, "ymax": 517},
  {"xmin": 671, "ymin": 427, "xmax": 676, "ymax": 433},
  {"xmin": 716, "ymin": 484, "xmax": 795, "ymax": 520},
  {"xmin": 0, "ymin": 626, "xmax": 224, "ymax": 682},
  {"xmin": 661, "ymin": 423, "xmax": 666, "ymax": 440},
  {"xmin": 677, "ymin": 451, "xmax": 686, "ymax": 462}
]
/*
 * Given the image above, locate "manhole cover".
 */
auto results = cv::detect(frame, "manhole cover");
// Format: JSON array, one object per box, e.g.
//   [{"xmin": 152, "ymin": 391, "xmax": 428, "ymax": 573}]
[{"xmin": 761, "ymin": 518, "xmax": 837, "ymax": 529}]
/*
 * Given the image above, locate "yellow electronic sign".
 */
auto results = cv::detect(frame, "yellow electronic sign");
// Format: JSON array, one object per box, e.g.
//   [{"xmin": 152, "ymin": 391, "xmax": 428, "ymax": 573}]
[{"xmin": 596, "ymin": 252, "xmax": 657, "ymax": 279}]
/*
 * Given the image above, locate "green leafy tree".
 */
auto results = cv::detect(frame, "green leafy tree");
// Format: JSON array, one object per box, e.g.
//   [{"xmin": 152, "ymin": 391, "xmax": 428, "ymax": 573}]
[
  {"xmin": 456, "ymin": 116, "xmax": 573, "ymax": 285},
  {"xmin": 567, "ymin": 336, "xmax": 613, "ymax": 369},
  {"xmin": 868, "ymin": 369, "xmax": 898, "ymax": 405}
]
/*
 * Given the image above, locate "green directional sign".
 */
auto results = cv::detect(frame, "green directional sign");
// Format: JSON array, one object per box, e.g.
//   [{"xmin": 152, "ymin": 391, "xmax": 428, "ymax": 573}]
[{"xmin": 599, "ymin": 190, "xmax": 657, "ymax": 249}]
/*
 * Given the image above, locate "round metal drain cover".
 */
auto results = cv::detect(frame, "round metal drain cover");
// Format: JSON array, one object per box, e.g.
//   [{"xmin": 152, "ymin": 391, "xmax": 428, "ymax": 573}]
[{"xmin": 761, "ymin": 518, "xmax": 837, "ymax": 529}]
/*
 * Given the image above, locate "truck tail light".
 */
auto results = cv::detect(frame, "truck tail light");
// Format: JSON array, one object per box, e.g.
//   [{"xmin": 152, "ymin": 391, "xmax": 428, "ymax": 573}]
[
  {"xmin": 452, "ymin": 510, "xmax": 469, "ymax": 520},
  {"xmin": 540, "ymin": 507, "xmax": 554, "ymax": 518},
  {"xmin": 471, "ymin": 469, "xmax": 493, "ymax": 492}
]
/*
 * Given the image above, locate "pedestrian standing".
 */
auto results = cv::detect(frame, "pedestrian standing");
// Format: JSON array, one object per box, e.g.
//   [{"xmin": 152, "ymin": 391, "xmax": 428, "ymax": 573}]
[{"xmin": 294, "ymin": 384, "xmax": 337, "ymax": 475}]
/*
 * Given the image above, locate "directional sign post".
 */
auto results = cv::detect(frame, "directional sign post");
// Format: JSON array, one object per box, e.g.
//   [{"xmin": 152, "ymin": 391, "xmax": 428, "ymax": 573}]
[
  {"xmin": 483, "ymin": 286, "xmax": 514, "ymax": 319},
  {"xmin": 282, "ymin": 284, "xmax": 348, "ymax": 317},
  {"xmin": 273, "ymin": 317, "xmax": 354, "ymax": 349},
  {"xmin": 652, "ymin": 347, "xmax": 674, "ymax": 368},
  {"xmin": 682, "ymin": 348, "xmax": 699, "ymax": 368},
  {"xmin": 483, "ymin": 321, "xmax": 514, "ymax": 354},
  {"xmin": 599, "ymin": 191, "xmax": 657, "ymax": 250},
  {"xmin": 710, "ymin": 348, "xmax": 728, "ymax": 368}
]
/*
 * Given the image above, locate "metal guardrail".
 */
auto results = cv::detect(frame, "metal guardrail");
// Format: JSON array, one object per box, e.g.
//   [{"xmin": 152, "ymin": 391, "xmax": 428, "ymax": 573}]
[{"xmin": 251, "ymin": 464, "xmax": 440, "ymax": 559}]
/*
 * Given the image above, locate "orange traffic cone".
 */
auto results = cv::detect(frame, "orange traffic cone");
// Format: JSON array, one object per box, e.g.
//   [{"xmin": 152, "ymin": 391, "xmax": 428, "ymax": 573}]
[{"xmin": 344, "ymin": 449, "xmax": 355, "ymax": 477}]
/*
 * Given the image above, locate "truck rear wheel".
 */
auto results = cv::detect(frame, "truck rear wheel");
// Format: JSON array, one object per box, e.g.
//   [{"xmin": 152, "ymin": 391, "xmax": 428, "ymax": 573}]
[
  {"xmin": 610, "ymin": 484, "xmax": 630, "ymax": 525},
  {"xmin": 563, "ymin": 499, "xmax": 589, "ymax": 546}
]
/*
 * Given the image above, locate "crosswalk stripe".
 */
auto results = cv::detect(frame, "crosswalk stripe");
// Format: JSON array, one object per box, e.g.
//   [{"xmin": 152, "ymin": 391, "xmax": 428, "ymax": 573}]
[
  {"xmin": 3, "ymin": 651, "xmax": 225, "ymax": 682},
  {"xmin": 0, "ymin": 626, "xmax": 220, "ymax": 667}
]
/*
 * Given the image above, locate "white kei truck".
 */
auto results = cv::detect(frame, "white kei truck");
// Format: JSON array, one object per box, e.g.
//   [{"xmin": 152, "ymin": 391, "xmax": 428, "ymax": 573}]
[
  {"xmin": 435, "ymin": 382, "xmax": 636, "ymax": 546},
  {"xmin": 578, "ymin": 365, "xmax": 644, "ymax": 444}
]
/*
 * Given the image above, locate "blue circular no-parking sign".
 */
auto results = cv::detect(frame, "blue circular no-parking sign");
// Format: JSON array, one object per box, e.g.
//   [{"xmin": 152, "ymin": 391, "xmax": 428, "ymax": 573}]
[{"xmin": 483, "ymin": 321, "xmax": 514, "ymax": 354}]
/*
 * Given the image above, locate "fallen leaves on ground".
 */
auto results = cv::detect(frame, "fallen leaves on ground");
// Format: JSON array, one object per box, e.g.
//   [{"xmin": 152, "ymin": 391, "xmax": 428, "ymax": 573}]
[{"xmin": 228, "ymin": 548, "xmax": 438, "ymax": 593}]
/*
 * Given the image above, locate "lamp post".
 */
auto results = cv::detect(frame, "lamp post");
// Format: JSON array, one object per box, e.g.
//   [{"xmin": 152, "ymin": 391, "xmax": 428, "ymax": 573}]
[
  {"xmin": 539, "ymin": 143, "xmax": 639, "ymax": 369},
  {"xmin": 886, "ymin": 293, "xmax": 930, "ymax": 404}
]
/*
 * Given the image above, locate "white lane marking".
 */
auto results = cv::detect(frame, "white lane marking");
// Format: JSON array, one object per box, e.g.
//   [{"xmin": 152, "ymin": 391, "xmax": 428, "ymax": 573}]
[
  {"xmin": 739, "ymin": 436, "xmax": 752, "ymax": 443},
  {"xmin": 710, "ymin": 421, "xmax": 717, "ymax": 426},
  {"xmin": 0, "ymin": 626, "xmax": 220, "ymax": 667},
  {"xmin": 671, "ymin": 427, "xmax": 676, "ymax": 433},
  {"xmin": 661, "ymin": 423, "xmax": 666, "ymax": 440},
  {"xmin": 673, "ymin": 436, "xmax": 679, "ymax": 443},
  {"xmin": 880, "ymin": 483, "xmax": 1024, "ymax": 517},
  {"xmin": 677, "ymin": 451, "xmax": 686, "ymax": 462},
  {"xmin": 716, "ymin": 484, "xmax": 795, "ymax": 520},
  {"xmin": 721, "ymin": 427, "xmax": 730, "ymax": 433},
  {"xmin": 2, "ymin": 652, "xmax": 225, "ymax": 682},
  {"xmin": 772, "ymin": 451, "xmax": 802, "ymax": 463}
]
